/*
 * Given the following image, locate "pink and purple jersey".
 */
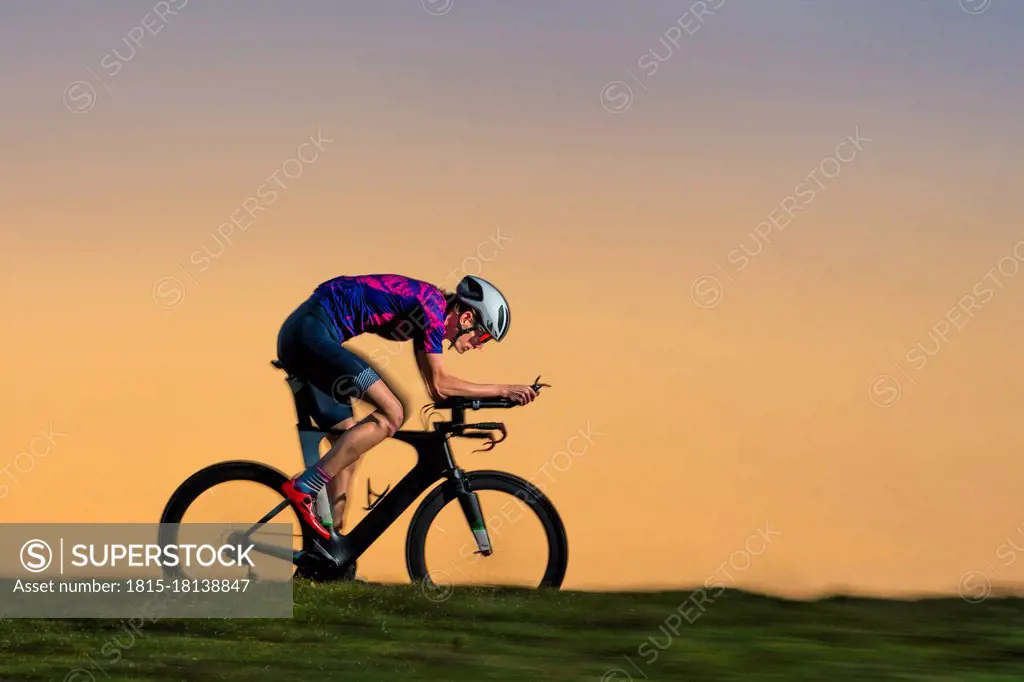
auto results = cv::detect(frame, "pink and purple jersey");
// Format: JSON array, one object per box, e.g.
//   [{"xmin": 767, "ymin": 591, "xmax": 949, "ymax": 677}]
[{"xmin": 311, "ymin": 274, "xmax": 448, "ymax": 354}]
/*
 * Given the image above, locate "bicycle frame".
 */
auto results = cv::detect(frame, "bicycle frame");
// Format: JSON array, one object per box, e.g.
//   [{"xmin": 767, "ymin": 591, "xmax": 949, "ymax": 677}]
[{"xmin": 245, "ymin": 366, "xmax": 497, "ymax": 569}]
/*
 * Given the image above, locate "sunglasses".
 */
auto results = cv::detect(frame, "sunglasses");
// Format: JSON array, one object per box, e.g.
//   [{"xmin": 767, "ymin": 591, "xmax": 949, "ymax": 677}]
[{"xmin": 474, "ymin": 329, "xmax": 493, "ymax": 344}]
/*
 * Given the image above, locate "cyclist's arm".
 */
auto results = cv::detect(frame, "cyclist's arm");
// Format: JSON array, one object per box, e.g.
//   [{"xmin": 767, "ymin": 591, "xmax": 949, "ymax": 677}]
[
  {"xmin": 414, "ymin": 349, "xmax": 505, "ymax": 400},
  {"xmin": 411, "ymin": 289, "xmax": 514, "ymax": 400}
]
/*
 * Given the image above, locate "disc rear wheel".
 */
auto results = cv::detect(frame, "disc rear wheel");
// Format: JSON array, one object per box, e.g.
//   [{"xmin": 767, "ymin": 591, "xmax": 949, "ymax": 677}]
[{"xmin": 158, "ymin": 461, "xmax": 313, "ymax": 581}]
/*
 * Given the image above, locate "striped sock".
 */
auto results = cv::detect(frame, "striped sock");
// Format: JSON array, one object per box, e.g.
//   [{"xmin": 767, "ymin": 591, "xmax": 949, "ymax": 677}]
[{"xmin": 293, "ymin": 464, "xmax": 331, "ymax": 495}]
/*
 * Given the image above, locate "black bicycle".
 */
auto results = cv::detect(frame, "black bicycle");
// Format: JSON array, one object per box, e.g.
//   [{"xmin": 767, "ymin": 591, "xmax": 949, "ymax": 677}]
[{"xmin": 158, "ymin": 360, "xmax": 568, "ymax": 590}]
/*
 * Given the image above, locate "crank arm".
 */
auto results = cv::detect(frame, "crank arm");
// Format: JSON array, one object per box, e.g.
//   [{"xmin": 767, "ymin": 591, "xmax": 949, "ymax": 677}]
[{"xmin": 223, "ymin": 533, "xmax": 293, "ymax": 564}]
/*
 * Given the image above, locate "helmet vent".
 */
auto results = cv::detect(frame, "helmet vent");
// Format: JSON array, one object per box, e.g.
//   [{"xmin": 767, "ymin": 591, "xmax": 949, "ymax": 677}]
[
  {"xmin": 496, "ymin": 305, "xmax": 507, "ymax": 335},
  {"xmin": 463, "ymin": 278, "xmax": 483, "ymax": 300}
]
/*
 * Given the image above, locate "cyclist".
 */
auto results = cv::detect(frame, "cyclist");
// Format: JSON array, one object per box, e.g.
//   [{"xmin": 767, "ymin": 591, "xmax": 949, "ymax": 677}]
[{"xmin": 276, "ymin": 274, "xmax": 537, "ymax": 543}]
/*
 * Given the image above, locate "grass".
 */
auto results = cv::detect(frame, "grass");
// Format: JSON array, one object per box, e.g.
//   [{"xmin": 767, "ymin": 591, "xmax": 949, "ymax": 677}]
[{"xmin": 3, "ymin": 582, "xmax": 1024, "ymax": 680}]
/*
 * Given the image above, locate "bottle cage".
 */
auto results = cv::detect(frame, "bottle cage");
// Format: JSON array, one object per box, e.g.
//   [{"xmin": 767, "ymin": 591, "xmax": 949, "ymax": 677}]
[{"xmin": 363, "ymin": 478, "xmax": 391, "ymax": 511}]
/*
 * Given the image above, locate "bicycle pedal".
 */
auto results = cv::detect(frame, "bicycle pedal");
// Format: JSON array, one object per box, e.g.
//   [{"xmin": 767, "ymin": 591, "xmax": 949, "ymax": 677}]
[{"xmin": 310, "ymin": 543, "xmax": 340, "ymax": 566}]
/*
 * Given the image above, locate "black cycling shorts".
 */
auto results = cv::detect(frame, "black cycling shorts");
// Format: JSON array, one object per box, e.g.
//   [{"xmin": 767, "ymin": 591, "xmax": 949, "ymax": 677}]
[{"xmin": 276, "ymin": 295, "xmax": 381, "ymax": 427}]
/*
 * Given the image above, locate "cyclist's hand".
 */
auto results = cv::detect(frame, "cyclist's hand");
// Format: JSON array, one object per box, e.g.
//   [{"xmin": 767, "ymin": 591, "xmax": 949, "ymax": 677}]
[{"xmin": 501, "ymin": 384, "xmax": 538, "ymax": 405}]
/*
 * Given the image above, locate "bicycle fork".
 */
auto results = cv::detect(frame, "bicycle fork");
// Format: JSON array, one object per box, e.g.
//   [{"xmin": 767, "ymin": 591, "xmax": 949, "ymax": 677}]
[{"xmin": 452, "ymin": 469, "xmax": 493, "ymax": 556}]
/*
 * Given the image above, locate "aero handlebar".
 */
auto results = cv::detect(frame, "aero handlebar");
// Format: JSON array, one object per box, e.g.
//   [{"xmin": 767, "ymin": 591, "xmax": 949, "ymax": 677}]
[{"xmin": 432, "ymin": 376, "xmax": 551, "ymax": 411}]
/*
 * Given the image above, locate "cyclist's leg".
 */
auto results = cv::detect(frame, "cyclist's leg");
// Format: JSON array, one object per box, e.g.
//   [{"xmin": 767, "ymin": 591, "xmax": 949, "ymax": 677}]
[
  {"xmin": 322, "ymin": 342, "xmax": 414, "ymax": 529},
  {"xmin": 324, "ymin": 420, "xmax": 357, "ymax": 528},
  {"xmin": 316, "ymin": 376, "xmax": 404, "ymax": 478},
  {"xmin": 288, "ymin": 377, "xmax": 361, "ymax": 528},
  {"xmin": 299, "ymin": 374, "xmax": 403, "ymax": 533},
  {"xmin": 279, "ymin": 304, "xmax": 405, "ymax": 482},
  {"xmin": 277, "ymin": 299, "xmax": 410, "ymax": 542}
]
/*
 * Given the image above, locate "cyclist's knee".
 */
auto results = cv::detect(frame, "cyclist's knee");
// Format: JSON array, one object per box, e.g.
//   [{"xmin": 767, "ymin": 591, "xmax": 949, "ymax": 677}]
[
  {"xmin": 383, "ymin": 401, "xmax": 405, "ymax": 435},
  {"xmin": 370, "ymin": 409, "xmax": 402, "ymax": 437},
  {"xmin": 363, "ymin": 380, "xmax": 404, "ymax": 435},
  {"xmin": 326, "ymin": 416, "xmax": 358, "ymax": 444}
]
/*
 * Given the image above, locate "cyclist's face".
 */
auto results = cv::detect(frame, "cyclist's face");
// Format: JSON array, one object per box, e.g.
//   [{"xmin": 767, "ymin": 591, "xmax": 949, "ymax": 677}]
[
  {"xmin": 448, "ymin": 310, "xmax": 490, "ymax": 353},
  {"xmin": 468, "ymin": 328, "xmax": 493, "ymax": 349}
]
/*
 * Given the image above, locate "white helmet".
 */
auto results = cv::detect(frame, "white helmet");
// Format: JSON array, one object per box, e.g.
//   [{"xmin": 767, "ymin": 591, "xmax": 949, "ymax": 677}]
[{"xmin": 455, "ymin": 275, "xmax": 511, "ymax": 342}]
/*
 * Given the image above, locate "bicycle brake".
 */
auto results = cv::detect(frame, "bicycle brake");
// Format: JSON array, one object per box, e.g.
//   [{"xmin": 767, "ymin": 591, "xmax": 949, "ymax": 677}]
[{"xmin": 531, "ymin": 375, "xmax": 552, "ymax": 392}]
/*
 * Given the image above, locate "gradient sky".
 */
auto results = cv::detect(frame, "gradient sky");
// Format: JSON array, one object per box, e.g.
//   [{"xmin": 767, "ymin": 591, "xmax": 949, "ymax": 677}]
[{"xmin": 4, "ymin": 1, "xmax": 1024, "ymax": 597}]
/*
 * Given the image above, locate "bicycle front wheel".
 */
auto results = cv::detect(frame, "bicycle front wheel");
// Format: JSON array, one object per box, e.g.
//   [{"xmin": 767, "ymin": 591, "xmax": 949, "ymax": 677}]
[{"xmin": 405, "ymin": 470, "xmax": 568, "ymax": 591}]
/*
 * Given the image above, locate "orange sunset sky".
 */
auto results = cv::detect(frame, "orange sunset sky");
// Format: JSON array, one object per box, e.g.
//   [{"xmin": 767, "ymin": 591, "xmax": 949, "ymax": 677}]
[{"xmin": 4, "ymin": 1, "xmax": 1024, "ymax": 597}]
